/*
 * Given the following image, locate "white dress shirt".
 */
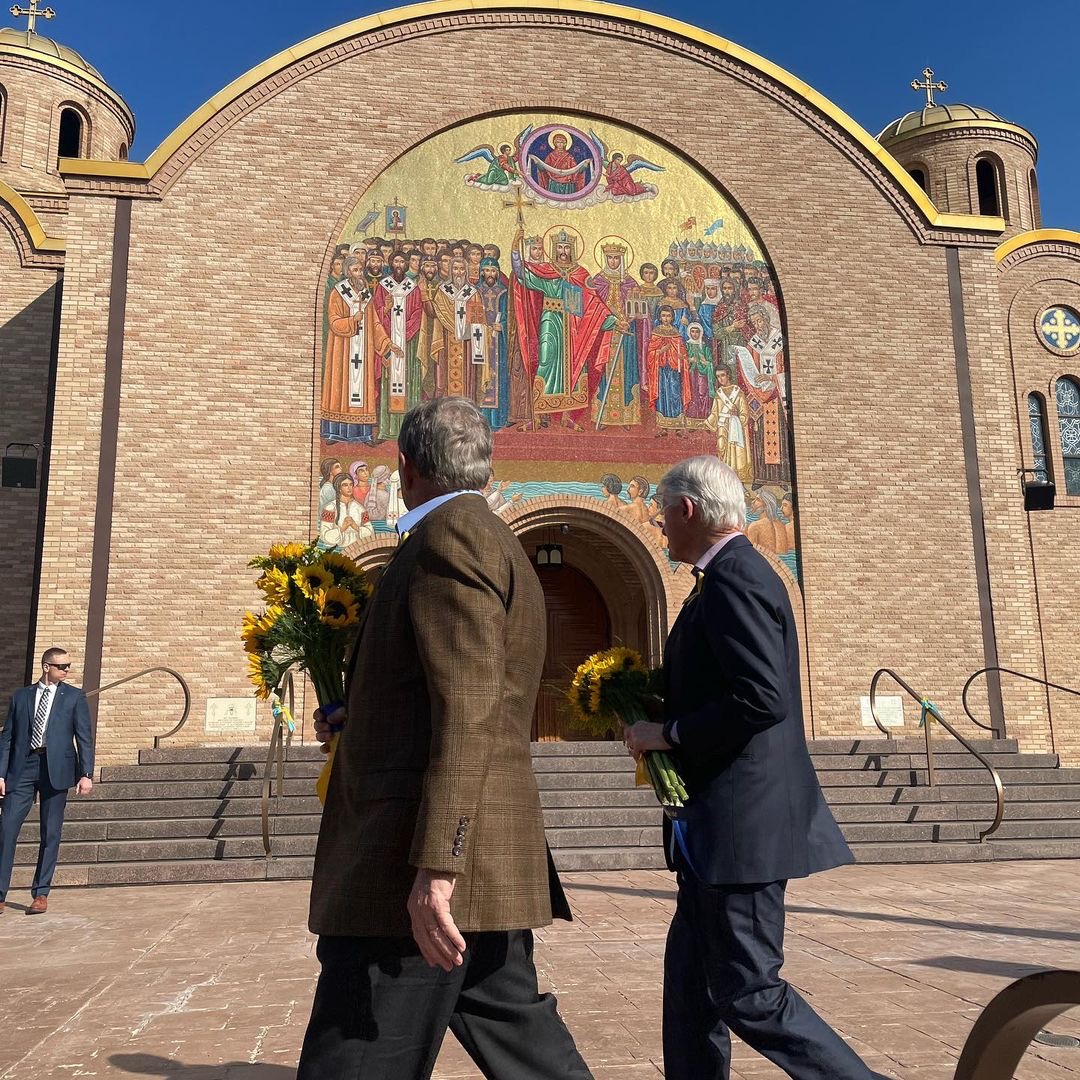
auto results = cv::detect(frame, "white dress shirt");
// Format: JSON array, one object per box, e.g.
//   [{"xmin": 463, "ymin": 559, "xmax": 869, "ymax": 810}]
[{"xmin": 395, "ymin": 490, "xmax": 483, "ymax": 536}]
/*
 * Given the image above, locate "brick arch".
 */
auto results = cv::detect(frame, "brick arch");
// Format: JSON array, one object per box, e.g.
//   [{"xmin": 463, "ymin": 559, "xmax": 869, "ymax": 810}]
[
  {"xmin": 0, "ymin": 179, "xmax": 64, "ymax": 268},
  {"xmin": 503, "ymin": 496, "xmax": 678, "ymax": 664},
  {"xmin": 140, "ymin": 4, "xmax": 948, "ymax": 242},
  {"xmin": 0, "ymin": 198, "xmax": 32, "ymax": 264}
]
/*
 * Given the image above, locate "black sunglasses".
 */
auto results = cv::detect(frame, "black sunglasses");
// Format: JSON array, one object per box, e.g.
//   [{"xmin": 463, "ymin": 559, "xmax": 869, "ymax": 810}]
[{"xmin": 47, "ymin": 663, "xmax": 71, "ymax": 671}]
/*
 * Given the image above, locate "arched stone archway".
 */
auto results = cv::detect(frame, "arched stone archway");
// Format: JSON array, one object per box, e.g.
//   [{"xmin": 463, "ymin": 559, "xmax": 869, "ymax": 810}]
[{"xmin": 503, "ymin": 495, "xmax": 677, "ymax": 667}]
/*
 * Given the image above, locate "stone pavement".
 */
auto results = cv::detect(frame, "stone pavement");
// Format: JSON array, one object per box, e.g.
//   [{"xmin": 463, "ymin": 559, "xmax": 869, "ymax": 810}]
[{"xmin": 0, "ymin": 862, "xmax": 1078, "ymax": 1079}]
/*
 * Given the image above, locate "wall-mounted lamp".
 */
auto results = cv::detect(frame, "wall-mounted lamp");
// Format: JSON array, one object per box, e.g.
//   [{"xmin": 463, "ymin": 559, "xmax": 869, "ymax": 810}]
[
  {"xmin": 2, "ymin": 443, "xmax": 40, "ymax": 489},
  {"xmin": 1017, "ymin": 467, "xmax": 1055, "ymax": 512}
]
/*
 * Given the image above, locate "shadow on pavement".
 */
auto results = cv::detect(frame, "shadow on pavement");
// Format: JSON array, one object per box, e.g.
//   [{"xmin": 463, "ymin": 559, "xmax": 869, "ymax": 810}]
[
  {"xmin": 110, "ymin": 1054, "xmax": 294, "ymax": 1078},
  {"xmin": 912, "ymin": 955, "xmax": 1051, "ymax": 979},
  {"xmin": 786, "ymin": 905, "xmax": 1080, "ymax": 944}
]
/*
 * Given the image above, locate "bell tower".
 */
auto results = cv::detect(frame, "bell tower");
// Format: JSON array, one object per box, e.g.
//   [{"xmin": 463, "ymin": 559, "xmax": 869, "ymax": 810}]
[
  {"xmin": 0, "ymin": 3, "xmax": 134, "ymax": 231},
  {"xmin": 878, "ymin": 68, "xmax": 1040, "ymax": 237}
]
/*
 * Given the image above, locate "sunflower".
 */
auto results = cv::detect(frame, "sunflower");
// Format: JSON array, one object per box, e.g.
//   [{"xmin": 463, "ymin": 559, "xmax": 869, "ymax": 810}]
[
  {"xmin": 246, "ymin": 652, "xmax": 273, "ymax": 699},
  {"xmin": 319, "ymin": 552, "xmax": 361, "ymax": 578},
  {"xmin": 294, "ymin": 564, "xmax": 334, "ymax": 600},
  {"xmin": 316, "ymin": 586, "xmax": 360, "ymax": 628},
  {"xmin": 268, "ymin": 541, "xmax": 309, "ymax": 562},
  {"xmin": 257, "ymin": 567, "xmax": 291, "ymax": 605},
  {"xmin": 241, "ymin": 610, "xmax": 265, "ymax": 654}
]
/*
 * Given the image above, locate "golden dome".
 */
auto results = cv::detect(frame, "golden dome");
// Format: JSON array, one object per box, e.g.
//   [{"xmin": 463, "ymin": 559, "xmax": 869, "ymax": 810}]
[
  {"xmin": 878, "ymin": 102, "xmax": 1035, "ymax": 151},
  {"xmin": 0, "ymin": 27, "xmax": 102, "ymax": 78},
  {"xmin": 0, "ymin": 28, "xmax": 133, "ymax": 131}
]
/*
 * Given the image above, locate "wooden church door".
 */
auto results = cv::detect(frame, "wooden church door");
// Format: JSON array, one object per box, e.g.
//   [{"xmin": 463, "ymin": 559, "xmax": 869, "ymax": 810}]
[{"xmin": 533, "ymin": 564, "xmax": 612, "ymax": 741}]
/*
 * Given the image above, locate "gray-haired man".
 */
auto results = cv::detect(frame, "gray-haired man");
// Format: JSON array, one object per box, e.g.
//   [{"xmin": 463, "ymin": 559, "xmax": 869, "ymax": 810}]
[
  {"xmin": 299, "ymin": 398, "xmax": 592, "ymax": 1079},
  {"xmin": 626, "ymin": 456, "xmax": 886, "ymax": 1080}
]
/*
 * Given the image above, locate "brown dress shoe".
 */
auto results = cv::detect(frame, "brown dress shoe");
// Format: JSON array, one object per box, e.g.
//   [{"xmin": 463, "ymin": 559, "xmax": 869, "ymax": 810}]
[
  {"xmin": 27, "ymin": 896, "xmax": 47, "ymax": 915},
  {"xmin": 0, "ymin": 901, "xmax": 5, "ymax": 914}
]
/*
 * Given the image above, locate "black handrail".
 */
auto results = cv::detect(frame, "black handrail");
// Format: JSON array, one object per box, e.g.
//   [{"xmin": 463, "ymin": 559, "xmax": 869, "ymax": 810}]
[
  {"xmin": 261, "ymin": 670, "xmax": 295, "ymax": 858},
  {"xmin": 870, "ymin": 668, "xmax": 1005, "ymax": 841},
  {"xmin": 963, "ymin": 667, "xmax": 1080, "ymax": 733},
  {"xmin": 83, "ymin": 667, "xmax": 192, "ymax": 750}
]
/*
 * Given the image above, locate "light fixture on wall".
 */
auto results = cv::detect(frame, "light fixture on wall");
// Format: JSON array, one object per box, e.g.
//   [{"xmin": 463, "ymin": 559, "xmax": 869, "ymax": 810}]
[
  {"xmin": 1017, "ymin": 467, "xmax": 1055, "ymax": 511},
  {"xmin": 2, "ymin": 443, "xmax": 40, "ymax": 489}
]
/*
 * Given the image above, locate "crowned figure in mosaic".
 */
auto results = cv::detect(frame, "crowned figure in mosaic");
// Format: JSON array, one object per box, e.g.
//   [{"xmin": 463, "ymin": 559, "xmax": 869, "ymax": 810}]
[
  {"xmin": 588, "ymin": 238, "xmax": 641, "ymax": 429},
  {"xmin": 511, "ymin": 224, "xmax": 620, "ymax": 430}
]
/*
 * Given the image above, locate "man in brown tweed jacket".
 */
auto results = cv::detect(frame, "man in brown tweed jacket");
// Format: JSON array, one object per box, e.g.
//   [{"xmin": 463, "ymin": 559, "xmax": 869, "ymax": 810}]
[{"xmin": 298, "ymin": 397, "xmax": 592, "ymax": 1080}]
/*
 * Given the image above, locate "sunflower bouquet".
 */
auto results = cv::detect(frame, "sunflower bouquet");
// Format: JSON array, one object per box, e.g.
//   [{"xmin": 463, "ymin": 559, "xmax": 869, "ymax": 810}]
[
  {"xmin": 568, "ymin": 646, "xmax": 688, "ymax": 809},
  {"xmin": 243, "ymin": 541, "xmax": 371, "ymax": 801}
]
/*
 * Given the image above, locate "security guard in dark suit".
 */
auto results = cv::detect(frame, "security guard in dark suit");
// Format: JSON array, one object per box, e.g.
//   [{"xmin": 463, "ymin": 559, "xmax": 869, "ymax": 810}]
[{"xmin": 0, "ymin": 648, "xmax": 94, "ymax": 914}]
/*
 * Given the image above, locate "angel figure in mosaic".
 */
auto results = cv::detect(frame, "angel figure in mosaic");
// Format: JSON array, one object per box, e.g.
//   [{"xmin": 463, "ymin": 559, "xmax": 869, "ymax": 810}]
[
  {"xmin": 456, "ymin": 125, "xmax": 534, "ymax": 190},
  {"xmin": 589, "ymin": 129, "xmax": 664, "ymax": 200}
]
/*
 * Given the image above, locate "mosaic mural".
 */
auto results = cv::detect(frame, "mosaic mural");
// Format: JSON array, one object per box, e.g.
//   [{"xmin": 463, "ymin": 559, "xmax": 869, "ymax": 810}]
[{"xmin": 316, "ymin": 113, "xmax": 797, "ymax": 578}]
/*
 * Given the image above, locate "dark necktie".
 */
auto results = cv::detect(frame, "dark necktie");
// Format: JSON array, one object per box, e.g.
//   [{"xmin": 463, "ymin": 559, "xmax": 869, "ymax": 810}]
[{"xmin": 31, "ymin": 686, "xmax": 51, "ymax": 749}]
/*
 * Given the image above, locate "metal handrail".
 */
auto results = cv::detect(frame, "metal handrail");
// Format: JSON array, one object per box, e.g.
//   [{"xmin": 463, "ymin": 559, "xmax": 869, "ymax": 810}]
[
  {"xmin": 963, "ymin": 666, "xmax": 1080, "ymax": 732},
  {"xmin": 870, "ymin": 668, "xmax": 1005, "ymax": 841},
  {"xmin": 83, "ymin": 666, "xmax": 192, "ymax": 750},
  {"xmin": 260, "ymin": 670, "xmax": 295, "ymax": 857},
  {"xmin": 954, "ymin": 970, "xmax": 1080, "ymax": 1079}
]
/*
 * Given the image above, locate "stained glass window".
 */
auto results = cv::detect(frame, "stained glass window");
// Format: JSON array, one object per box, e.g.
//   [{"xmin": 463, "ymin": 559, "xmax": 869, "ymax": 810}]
[
  {"xmin": 1055, "ymin": 377, "xmax": 1080, "ymax": 496},
  {"xmin": 1028, "ymin": 393, "xmax": 1049, "ymax": 483}
]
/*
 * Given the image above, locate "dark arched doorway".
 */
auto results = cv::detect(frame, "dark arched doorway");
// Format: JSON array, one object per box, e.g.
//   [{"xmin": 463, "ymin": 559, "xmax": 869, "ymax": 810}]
[{"xmin": 533, "ymin": 564, "xmax": 611, "ymax": 740}]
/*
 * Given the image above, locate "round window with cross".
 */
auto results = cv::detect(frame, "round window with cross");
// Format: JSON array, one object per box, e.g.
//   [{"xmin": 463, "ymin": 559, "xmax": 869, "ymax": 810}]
[{"xmin": 1036, "ymin": 306, "xmax": 1080, "ymax": 357}]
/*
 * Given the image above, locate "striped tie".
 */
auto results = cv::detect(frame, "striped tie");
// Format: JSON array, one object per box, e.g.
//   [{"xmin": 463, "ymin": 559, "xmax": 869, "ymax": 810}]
[{"xmin": 31, "ymin": 686, "xmax": 51, "ymax": 749}]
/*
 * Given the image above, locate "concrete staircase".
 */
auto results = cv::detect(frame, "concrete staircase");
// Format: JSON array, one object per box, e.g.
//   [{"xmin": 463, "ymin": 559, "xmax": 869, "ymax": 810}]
[{"xmin": 10, "ymin": 737, "xmax": 1080, "ymax": 887}]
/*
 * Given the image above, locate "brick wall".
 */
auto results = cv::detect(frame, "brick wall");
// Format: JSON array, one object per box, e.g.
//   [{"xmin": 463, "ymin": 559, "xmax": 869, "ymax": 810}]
[
  {"xmin": 998, "ymin": 251, "xmax": 1080, "ymax": 763},
  {"xmin": 15, "ymin": 11, "xmax": 1079, "ymax": 765},
  {"xmin": 0, "ymin": 214, "xmax": 59, "ymax": 704}
]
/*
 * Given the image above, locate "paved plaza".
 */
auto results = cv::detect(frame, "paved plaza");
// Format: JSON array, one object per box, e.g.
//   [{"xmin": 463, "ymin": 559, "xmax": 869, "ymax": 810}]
[{"xmin": 0, "ymin": 861, "xmax": 1078, "ymax": 1079}]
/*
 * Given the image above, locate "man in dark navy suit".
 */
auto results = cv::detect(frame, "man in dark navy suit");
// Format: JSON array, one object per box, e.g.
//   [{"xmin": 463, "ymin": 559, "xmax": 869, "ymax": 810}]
[
  {"xmin": 0, "ymin": 648, "xmax": 94, "ymax": 914},
  {"xmin": 626, "ymin": 457, "xmax": 886, "ymax": 1080}
]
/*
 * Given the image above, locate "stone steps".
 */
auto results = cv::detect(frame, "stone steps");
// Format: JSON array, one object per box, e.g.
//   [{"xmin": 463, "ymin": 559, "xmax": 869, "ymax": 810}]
[{"xmin": 10, "ymin": 738, "xmax": 1080, "ymax": 885}]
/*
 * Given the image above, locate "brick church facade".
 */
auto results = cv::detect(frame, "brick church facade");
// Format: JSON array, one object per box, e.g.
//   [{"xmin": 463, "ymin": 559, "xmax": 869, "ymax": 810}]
[{"xmin": 2, "ymin": 1, "xmax": 1078, "ymax": 768}]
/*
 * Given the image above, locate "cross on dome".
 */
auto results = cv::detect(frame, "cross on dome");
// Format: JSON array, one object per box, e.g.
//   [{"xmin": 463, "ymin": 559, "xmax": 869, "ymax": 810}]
[
  {"xmin": 911, "ymin": 67, "xmax": 947, "ymax": 107},
  {"xmin": 9, "ymin": 0, "xmax": 55, "ymax": 34}
]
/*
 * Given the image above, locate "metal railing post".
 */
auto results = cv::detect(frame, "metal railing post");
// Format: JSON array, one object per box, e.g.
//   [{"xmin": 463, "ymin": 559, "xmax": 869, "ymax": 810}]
[
  {"xmin": 870, "ymin": 669, "xmax": 1005, "ymax": 841},
  {"xmin": 923, "ymin": 703, "xmax": 936, "ymax": 787}
]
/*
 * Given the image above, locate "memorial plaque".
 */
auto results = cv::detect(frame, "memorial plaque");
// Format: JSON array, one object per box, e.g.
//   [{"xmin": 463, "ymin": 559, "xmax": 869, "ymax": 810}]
[{"xmin": 205, "ymin": 697, "xmax": 257, "ymax": 735}]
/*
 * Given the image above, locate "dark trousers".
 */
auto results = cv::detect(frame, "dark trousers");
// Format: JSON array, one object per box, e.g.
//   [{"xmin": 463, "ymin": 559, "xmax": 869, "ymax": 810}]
[
  {"xmin": 0, "ymin": 751, "xmax": 69, "ymax": 900},
  {"xmin": 297, "ymin": 928, "xmax": 593, "ymax": 1080},
  {"xmin": 663, "ymin": 875, "xmax": 888, "ymax": 1080}
]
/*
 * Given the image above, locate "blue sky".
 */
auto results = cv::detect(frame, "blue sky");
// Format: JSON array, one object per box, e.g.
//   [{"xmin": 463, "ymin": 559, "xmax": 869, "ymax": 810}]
[{"xmin": 36, "ymin": 0, "xmax": 1077, "ymax": 225}]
